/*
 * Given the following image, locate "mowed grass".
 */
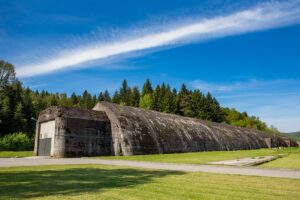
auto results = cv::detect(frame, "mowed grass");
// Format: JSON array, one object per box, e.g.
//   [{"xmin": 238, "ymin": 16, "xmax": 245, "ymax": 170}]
[
  {"xmin": 99, "ymin": 148, "xmax": 298, "ymax": 164},
  {"xmin": 0, "ymin": 165, "xmax": 299, "ymax": 200},
  {"xmin": 0, "ymin": 151, "xmax": 33, "ymax": 158},
  {"xmin": 260, "ymin": 148, "xmax": 300, "ymax": 169}
]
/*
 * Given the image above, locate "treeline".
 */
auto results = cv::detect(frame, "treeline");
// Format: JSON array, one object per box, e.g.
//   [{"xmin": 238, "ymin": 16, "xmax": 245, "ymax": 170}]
[{"xmin": 0, "ymin": 60, "xmax": 279, "ymax": 138}]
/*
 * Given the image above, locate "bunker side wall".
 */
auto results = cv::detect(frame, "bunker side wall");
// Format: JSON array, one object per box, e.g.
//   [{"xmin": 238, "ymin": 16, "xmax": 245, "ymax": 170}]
[{"xmin": 95, "ymin": 102, "xmax": 294, "ymax": 156}]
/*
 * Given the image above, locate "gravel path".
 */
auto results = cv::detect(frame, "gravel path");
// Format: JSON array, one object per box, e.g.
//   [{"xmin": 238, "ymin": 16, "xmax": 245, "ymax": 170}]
[{"xmin": 1, "ymin": 157, "xmax": 300, "ymax": 179}]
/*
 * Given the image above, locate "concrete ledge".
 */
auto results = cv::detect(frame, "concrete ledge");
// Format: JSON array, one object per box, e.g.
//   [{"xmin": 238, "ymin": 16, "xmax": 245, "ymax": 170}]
[{"xmin": 208, "ymin": 156, "xmax": 277, "ymax": 166}]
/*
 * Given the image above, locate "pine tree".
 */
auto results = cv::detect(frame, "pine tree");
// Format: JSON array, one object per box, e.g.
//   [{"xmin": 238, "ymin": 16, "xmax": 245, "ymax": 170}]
[
  {"xmin": 130, "ymin": 86, "xmax": 140, "ymax": 107},
  {"xmin": 22, "ymin": 88, "xmax": 36, "ymax": 136},
  {"xmin": 112, "ymin": 91, "xmax": 120, "ymax": 103},
  {"xmin": 80, "ymin": 90, "xmax": 93, "ymax": 109},
  {"xmin": 191, "ymin": 89, "xmax": 204, "ymax": 119},
  {"xmin": 92, "ymin": 95, "xmax": 97, "ymax": 106},
  {"xmin": 98, "ymin": 92, "xmax": 104, "ymax": 101},
  {"xmin": 70, "ymin": 92, "xmax": 78, "ymax": 105},
  {"xmin": 159, "ymin": 83, "xmax": 166, "ymax": 112},
  {"xmin": 202, "ymin": 92, "xmax": 224, "ymax": 122},
  {"xmin": 13, "ymin": 102, "xmax": 27, "ymax": 132},
  {"xmin": 141, "ymin": 79, "xmax": 153, "ymax": 96},
  {"xmin": 172, "ymin": 88, "xmax": 178, "ymax": 114},
  {"xmin": 119, "ymin": 80, "xmax": 131, "ymax": 105},
  {"xmin": 163, "ymin": 85, "xmax": 174, "ymax": 113},
  {"xmin": 103, "ymin": 90, "xmax": 111, "ymax": 102},
  {"xmin": 177, "ymin": 84, "xmax": 193, "ymax": 117},
  {"xmin": 151, "ymin": 85, "xmax": 161, "ymax": 111}
]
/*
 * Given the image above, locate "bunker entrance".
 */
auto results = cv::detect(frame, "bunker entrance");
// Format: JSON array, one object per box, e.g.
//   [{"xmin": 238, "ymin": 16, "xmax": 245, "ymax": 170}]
[
  {"xmin": 64, "ymin": 117, "xmax": 112, "ymax": 157},
  {"xmin": 38, "ymin": 120, "xmax": 55, "ymax": 156}
]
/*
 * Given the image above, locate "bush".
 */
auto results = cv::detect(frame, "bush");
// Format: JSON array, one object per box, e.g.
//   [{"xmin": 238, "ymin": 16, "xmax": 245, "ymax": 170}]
[{"xmin": 0, "ymin": 132, "xmax": 33, "ymax": 151}]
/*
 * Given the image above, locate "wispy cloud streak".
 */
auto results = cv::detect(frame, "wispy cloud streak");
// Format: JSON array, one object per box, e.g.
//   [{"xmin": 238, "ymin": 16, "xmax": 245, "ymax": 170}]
[{"xmin": 17, "ymin": 1, "xmax": 300, "ymax": 77}]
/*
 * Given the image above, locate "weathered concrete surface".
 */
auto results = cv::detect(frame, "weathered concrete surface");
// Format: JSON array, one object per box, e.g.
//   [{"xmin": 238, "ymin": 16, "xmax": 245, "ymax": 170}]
[
  {"xmin": 208, "ymin": 156, "xmax": 277, "ymax": 166},
  {"xmin": 1, "ymin": 157, "xmax": 300, "ymax": 179},
  {"xmin": 93, "ymin": 102, "xmax": 292, "ymax": 156},
  {"xmin": 35, "ymin": 102, "xmax": 297, "ymax": 158},
  {"xmin": 35, "ymin": 106, "xmax": 112, "ymax": 157}
]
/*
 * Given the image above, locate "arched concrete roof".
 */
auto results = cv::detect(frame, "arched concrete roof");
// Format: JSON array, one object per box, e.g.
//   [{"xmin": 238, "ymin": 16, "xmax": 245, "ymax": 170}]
[{"xmin": 93, "ymin": 102, "xmax": 289, "ymax": 156}]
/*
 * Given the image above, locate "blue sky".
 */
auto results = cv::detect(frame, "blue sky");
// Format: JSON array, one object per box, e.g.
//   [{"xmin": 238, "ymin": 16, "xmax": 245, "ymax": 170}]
[{"xmin": 1, "ymin": 0, "xmax": 300, "ymax": 132}]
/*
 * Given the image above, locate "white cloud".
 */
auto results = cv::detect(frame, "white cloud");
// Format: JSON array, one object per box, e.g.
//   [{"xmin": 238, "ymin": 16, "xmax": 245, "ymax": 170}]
[
  {"xmin": 16, "ymin": 0, "xmax": 300, "ymax": 77},
  {"xmin": 190, "ymin": 79, "xmax": 297, "ymax": 93}
]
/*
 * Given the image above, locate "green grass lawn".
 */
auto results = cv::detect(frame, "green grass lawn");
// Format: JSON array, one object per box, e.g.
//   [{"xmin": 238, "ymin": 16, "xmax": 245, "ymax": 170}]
[
  {"xmin": 260, "ymin": 148, "xmax": 300, "ymax": 169},
  {"xmin": 0, "ymin": 164, "xmax": 299, "ymax": 200},
  {"xmin": 0, "ymin": 151, "xmax": 33, "ymax": 158},
  {"xmin": 99, "ymin": 148, "xmax": 298, "ymax": 164}
]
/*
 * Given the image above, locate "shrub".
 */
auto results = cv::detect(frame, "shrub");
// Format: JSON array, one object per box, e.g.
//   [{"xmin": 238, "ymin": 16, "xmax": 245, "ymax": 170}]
[{"xmin": 0, "ymin": 132, "xmax": 33, "ymax": 151}]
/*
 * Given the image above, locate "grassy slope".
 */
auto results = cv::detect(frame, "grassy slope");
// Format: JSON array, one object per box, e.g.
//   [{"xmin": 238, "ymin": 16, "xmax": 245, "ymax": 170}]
[
  {"xmin": 0, "ymin": 165, "xmax": 299, "ymax": 200},
  {"xmin": 99, "ymin": 148, "xmax": 294, "ymax": 164},
  {"xmin": 0, "ymin": 151, "xmax": 33, "ymax": 158}
]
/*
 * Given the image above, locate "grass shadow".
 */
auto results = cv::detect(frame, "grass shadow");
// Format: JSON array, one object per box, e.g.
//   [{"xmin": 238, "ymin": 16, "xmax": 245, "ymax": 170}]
[{"xmin": 0, "ymin": 165, "xmax": 184, "ymax": 199}]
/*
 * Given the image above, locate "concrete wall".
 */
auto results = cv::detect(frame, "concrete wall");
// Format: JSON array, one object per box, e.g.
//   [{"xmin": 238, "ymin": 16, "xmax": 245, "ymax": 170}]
[
  {"xmin": 35, "ymin": 106, "xmax": 112, "ymax": 157},
  {"xmin": 35, "ymin": 103, "xmax": 298, "ymax": 158},
  {"xmin": 93, "ymin": 102, "xmax": 294, "ymax": 156}
]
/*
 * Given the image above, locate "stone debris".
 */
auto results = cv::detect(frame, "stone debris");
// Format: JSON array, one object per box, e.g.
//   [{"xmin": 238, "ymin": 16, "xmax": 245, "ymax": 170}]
[{"xmin": 208, "ymin": 156, "xmax": 277, "ymax": 166}]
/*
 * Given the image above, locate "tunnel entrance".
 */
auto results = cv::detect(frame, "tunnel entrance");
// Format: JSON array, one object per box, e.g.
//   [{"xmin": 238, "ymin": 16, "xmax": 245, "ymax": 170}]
[
  {"xmin": 38, "ymin": 120, "xmax": 55, "ymax": 156},
  {"xmin": 64, "ymin": 117, "xmax": 112, "ymax": 157}
]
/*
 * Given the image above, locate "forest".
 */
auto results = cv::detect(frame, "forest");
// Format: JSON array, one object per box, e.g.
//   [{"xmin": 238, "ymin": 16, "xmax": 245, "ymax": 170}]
[{"xmin": 0, "ymin": 60, "xmax": 280, "ymax": 138}]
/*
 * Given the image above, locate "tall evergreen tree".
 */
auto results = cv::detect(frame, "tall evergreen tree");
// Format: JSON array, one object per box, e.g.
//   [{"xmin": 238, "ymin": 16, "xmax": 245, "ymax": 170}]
[
  {"xmin": 103, "ymin": 90, "xmax": 111, "ymax": 102},
  {"xmin": 119, "ymin": 80, "xmax": 131, "ymax": 105},
  {"xmin": 191, "ymin": 89, "xmax": 205, "ymax": 119},
  {"xmin": 151, "ymin": 85, "xmax": 161, "ymax": 111},
  {"xmin": 130, "ymin": 86, "xmax": 140, "ymax": 107},
  {"xmin": 163, "ymin": 85, "xmax": 175, "ymax": 113},
  {"xmin": 97, "ymin": 92, "xmax": 104, "ymax": 101},
  {"xmin": 177, "ymin": 84, "xmax": 193, "ymax": 117},
  {"xmin": 70, "ymin": 92, "xmax": 78, "ymax": 105},
  {"xmin": 13, "ymin": 102, "xmax": 26, "ymax": 133},
  {"xmin": 141, "ymin": 79, "xmax": 153, "ymax": 96},
  {"xmin": 112, "ymin": 91, "xmax": 120, "ymax": 103}
]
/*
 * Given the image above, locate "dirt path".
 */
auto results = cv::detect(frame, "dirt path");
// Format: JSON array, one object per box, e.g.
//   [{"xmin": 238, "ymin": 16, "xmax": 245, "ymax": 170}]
[{"xmin": 1, "ymin": 157, "xmax": 300, "ymax": 179}]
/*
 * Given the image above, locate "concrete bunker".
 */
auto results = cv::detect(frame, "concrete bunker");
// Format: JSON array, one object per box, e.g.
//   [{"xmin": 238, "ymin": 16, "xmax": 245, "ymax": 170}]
[
  {"xmin": 35, "ymin": 102, "xmax": 297, "ymax": 158},
  {"xmin": 34, "ymin": 106, "xmax": 112, "ymax": 157}
]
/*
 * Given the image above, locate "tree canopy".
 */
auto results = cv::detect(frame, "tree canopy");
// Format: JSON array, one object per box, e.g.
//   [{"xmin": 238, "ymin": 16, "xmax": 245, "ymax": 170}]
[{"xmin": 0, "ymin": 60, "xmax": 280, "ymax": 137}]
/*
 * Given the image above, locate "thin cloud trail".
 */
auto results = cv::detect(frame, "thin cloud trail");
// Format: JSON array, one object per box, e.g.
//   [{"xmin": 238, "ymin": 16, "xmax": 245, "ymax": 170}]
[{"xmin": 17, "ymin": 1, "xmax": 300, "ymax": 77}]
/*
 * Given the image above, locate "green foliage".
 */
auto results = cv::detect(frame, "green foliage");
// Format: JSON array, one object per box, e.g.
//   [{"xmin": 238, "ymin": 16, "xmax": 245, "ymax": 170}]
[
  {"xmin": 119, "ymin": 80, "xmax": 131, "ymax": 105},
  {"xmin": 130, "ymin": 86, "xmax": 140, "ymax": 107},
  {"xmin": 98, "ymin": 90, "xmax": 111, "ymax": 102},
  {"xmin": 141, "ymin": 78, "xmax": 153, "ymax": 96},
  {"xmin": 0, "ymin": 59, "xmax": 280, "ymax": 138},
  {"xmin": 0, "ymin": 132, "xmax": 33, "ymax": 151},
  {"xmin": 176, "ymin": 84, "xmax": 194, "ymax": 117},
  {"xmin": 283, "ymin": 131, "xmax": 300, "ymax": 141},
  {"xmin": 222, "ymin": 108, "xmax": 270, "ymax": 131},
  {"xmin": 0, "ymin": 60, "xmax": 16, "ymax": 90},
  {"xmin": 139, "ymin": 94, "xmax": 152, "ymax": 109}
]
